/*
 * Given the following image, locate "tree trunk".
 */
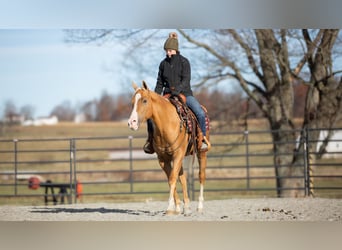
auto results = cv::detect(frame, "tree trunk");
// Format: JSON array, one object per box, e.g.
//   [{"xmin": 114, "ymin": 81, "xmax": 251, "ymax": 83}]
[
  {"xmin": 254, "ymin": 30, "xmax": 301, "ymax": 197},
  {"xmin": 292, "ymin": 29, "xmax": 341, "ymax": 197}
]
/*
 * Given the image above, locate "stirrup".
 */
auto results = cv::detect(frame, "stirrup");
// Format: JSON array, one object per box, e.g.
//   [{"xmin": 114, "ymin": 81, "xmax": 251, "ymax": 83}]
[
  {"xmin": 143, "ymin": 141, "xmax": 154, "ymax": 154},
  {"xmin": 200, "ymin": 136, "xmax": 211, "ymax": 151},
  {"xmin": 201, "ymin": 141, "xmax": 208, "ymax": 151}
]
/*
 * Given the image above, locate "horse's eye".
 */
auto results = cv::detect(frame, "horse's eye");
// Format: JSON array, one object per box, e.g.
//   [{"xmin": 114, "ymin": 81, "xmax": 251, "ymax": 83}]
[{"xmin": 142, "ymin": 99, "xmax": 147, "ymax": 104}]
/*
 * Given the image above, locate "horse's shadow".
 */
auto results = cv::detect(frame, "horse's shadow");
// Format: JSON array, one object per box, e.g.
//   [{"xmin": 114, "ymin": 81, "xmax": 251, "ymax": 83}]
[{"xmin": 30, "ymin": 207, "xmax": 164, "ymax": 217}]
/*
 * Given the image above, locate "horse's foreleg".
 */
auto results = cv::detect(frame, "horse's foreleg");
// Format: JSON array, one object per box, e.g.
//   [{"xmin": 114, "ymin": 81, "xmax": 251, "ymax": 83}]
[
  {"xmin": 170, "ymin": 184, "xmax": 181, "ymax": 214},
  {"xmin": 166, "ymin": 183, "xmax": 178, "ymax": 214},
  {"xmin": 166, "ymin": 159, "xmax": 183, "ymax": 215},
  {"xmin": 178, "ymin": 169, "xmax": 191, "ymax": 215},
  {"xmin": 162, "ymin": 161, "xmax": 181, "ymax": 214}
]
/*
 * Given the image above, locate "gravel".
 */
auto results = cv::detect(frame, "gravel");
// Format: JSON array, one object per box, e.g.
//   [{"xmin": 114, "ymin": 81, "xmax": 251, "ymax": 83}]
[{"xmin": 1, "ymin": 198, "xmax": 341, "ymax": 221}]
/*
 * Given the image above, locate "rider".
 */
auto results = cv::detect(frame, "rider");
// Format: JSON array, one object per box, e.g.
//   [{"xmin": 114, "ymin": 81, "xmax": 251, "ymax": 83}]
[{"xmin": 143, "ymin": 31, "xmax": 208, "ymax": 154}]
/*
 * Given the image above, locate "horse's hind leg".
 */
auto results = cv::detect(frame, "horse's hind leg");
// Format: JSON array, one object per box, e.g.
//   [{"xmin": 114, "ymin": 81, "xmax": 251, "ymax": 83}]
[{"xmin": 197, "ymin": 151, "xmax": 207, "ymax": 212}]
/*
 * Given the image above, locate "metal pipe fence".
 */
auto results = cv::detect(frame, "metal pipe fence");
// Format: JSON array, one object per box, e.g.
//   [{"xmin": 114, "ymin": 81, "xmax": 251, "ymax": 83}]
[{"xmin": 0, "ymin": 128, "xmax": 341, "ymax": 204}]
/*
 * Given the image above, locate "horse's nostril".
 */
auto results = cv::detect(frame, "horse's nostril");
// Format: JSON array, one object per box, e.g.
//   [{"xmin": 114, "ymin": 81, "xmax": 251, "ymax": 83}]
[{"xmin": 128, "ymin": 119, "xmax": 137, "ymax": 127}]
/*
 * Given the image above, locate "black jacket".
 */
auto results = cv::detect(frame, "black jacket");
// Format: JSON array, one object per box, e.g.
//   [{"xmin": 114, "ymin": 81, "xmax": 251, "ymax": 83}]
[{"xmin": 155, "ymin": 52, "xmax": 193, "ymax": 97}]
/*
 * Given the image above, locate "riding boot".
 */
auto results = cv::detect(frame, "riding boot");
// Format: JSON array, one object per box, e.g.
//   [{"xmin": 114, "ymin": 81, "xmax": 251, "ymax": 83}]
[
  {"xmin": 201, "ymin": 136, "xmax": 211, "ymax": 151},
  {"xmin": 143, "ymin": 133, "xmax": 155, "ymax": 154}
]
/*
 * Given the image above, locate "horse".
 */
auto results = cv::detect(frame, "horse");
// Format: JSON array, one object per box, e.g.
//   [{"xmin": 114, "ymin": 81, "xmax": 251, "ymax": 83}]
[{"xmin": 128, "ymin": 81, "xmax": 210, "ymax": 215}]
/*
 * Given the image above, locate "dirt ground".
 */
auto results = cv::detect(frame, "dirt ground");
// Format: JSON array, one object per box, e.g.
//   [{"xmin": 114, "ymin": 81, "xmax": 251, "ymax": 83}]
[{"xmin": 0, "ymin": 197, "xmax": 341, "ymax": 221}]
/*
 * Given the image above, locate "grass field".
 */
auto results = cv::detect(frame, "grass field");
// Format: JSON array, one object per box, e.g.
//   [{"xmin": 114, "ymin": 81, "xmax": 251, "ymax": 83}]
[{"xmin": 1, "ymin": 120, "xmax": 341, "ymax": 205}]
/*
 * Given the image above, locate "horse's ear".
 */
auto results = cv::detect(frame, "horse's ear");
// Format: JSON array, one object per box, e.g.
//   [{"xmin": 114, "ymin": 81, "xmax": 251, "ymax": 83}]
[
  {"xmin": 132, "ymin": 82, "xmax": 138, "ymax": 90},
  {"xmin": 142, "ymin": 81, "xmax": 149, "ymax": 90}
]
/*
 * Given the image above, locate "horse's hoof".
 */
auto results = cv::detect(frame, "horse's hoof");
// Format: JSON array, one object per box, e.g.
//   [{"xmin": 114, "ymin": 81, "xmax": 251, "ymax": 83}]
[
  {"xmin": 183, "ymin": 207, "xmax": 192, "ymax": 216},
  {"xmin": 197, "ymin": 208, "xmax": 204, "ymax": 214}
]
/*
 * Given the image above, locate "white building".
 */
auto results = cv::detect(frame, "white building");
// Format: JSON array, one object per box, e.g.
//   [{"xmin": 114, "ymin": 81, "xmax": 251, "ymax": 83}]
[{"xmin": 22, "ymin": 116, "xmax": 59, "ymax": 126}]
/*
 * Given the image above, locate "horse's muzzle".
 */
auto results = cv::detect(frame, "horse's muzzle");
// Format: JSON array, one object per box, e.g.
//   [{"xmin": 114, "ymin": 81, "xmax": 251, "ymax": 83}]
[{"xmin": 128, "ymin": 118, "xmax": 139, "ymax": 131}]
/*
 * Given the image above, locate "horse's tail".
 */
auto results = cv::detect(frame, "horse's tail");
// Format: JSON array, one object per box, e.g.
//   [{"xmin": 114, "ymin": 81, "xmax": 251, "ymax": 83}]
[{"xmin": 183, "ymin": 155, "xmax": 195, "ymax": 198}]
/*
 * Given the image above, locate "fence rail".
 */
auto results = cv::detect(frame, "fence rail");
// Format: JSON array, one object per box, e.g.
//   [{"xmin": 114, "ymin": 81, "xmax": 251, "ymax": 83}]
[{"xmin": 1, "ymin": 128, "xmax": 341, "ymax": 205}]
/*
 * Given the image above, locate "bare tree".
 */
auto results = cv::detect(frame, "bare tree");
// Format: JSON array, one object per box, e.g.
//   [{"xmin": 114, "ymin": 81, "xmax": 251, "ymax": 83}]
[
  {"xmin": 65, "ymin": 29, "xmax": 341, "ymax": 197},
  {"xmin": 81, "ymin": 100, "xmax": 98, "ymax": 121},
  {"xmin": 4, "ymin": 100, "xmax": 17, "ymax": 117},
  {"xmin": 292, "ymin": 30, "xmax": 342, "ymax": 196},
  {"xmin": 3, "ymin": 100, "xmax": 20, "ymax": 125},
  {"xmin": 178, "ymin": 29, "xmax": 341, "ymax": 197},
  {"xmin": 50, "ymin": 100, "xmax": 76, "ymax": 121},
  {"xmin": 112, "ymin": 93, "xmax": 132, "ymax": 121},
  {"xmin": 96, "ymin": 91, "xmax": 116, "ymax": 121},
  {"xmin": 20, "ymin": 105, "xmax": 35, "ymax": 120}
]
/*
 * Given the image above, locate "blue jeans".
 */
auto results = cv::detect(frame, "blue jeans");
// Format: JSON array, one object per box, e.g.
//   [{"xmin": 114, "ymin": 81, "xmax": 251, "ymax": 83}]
[{"xmin": 186, "ymin": 95, "xmax": 206, "ymax": 136}]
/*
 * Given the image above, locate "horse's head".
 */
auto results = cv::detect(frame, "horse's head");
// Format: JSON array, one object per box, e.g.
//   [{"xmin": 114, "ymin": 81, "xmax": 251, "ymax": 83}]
[{"xmin": 128, "ymin": 81, "xmax": 153, "ymax": 131}]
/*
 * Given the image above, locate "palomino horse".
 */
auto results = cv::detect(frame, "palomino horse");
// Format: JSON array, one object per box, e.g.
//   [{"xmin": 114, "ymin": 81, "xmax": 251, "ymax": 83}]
[{"xmin": 128, "ymin": 81, "xmax": 210, "ymax": 214}]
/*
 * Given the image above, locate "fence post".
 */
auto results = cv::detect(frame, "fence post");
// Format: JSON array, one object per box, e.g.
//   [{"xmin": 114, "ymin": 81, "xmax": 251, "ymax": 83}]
[
  {"xmin": 72, "ymin": 139, "xmax": 77, "ymax": 204},
  {"xmin": 69, "ymin": 139, "xmax": 74, "ymax": 204},
  {"xmin": 303, "ymin": 127, "xmax": 312, "ymax": 197},
  {"xmin": 68, "ymin": 139, "xmax": 77, "ymax": 204},
  {"xmin": 13, "ymin": 139, "xmax": 18, "ymax": 196},
  {"xmin": 128, "ymin": 136, "xmax": 133, "ymax": 193},
  {"xmin": 244, "ymin": 131, "xmax": 250, "ymax": 190}
]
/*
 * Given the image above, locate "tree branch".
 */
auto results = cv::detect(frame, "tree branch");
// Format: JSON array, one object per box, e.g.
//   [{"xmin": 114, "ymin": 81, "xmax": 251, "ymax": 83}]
[
  {"xmin": 227, "ymin": 29, "xmax": 264, "ymax": 82},
  {"xmin": 178, "ymin": 29, "xmax": 268, "ymax": 114},
  {"xmin": 292, "ymin": 29, "xmax": 324, "ymax": 76}
]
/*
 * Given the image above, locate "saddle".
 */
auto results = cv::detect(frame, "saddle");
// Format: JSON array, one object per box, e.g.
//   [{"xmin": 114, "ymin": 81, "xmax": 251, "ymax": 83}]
[{"xmin": 166, "ymin": 95, "xmax": 210, "ymax": 153}]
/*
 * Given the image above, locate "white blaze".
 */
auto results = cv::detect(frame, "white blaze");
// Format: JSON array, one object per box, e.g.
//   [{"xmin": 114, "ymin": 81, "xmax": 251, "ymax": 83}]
[{"xmin": 128, "ymin": 93, "xmax": 141, "ymax": 130}]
